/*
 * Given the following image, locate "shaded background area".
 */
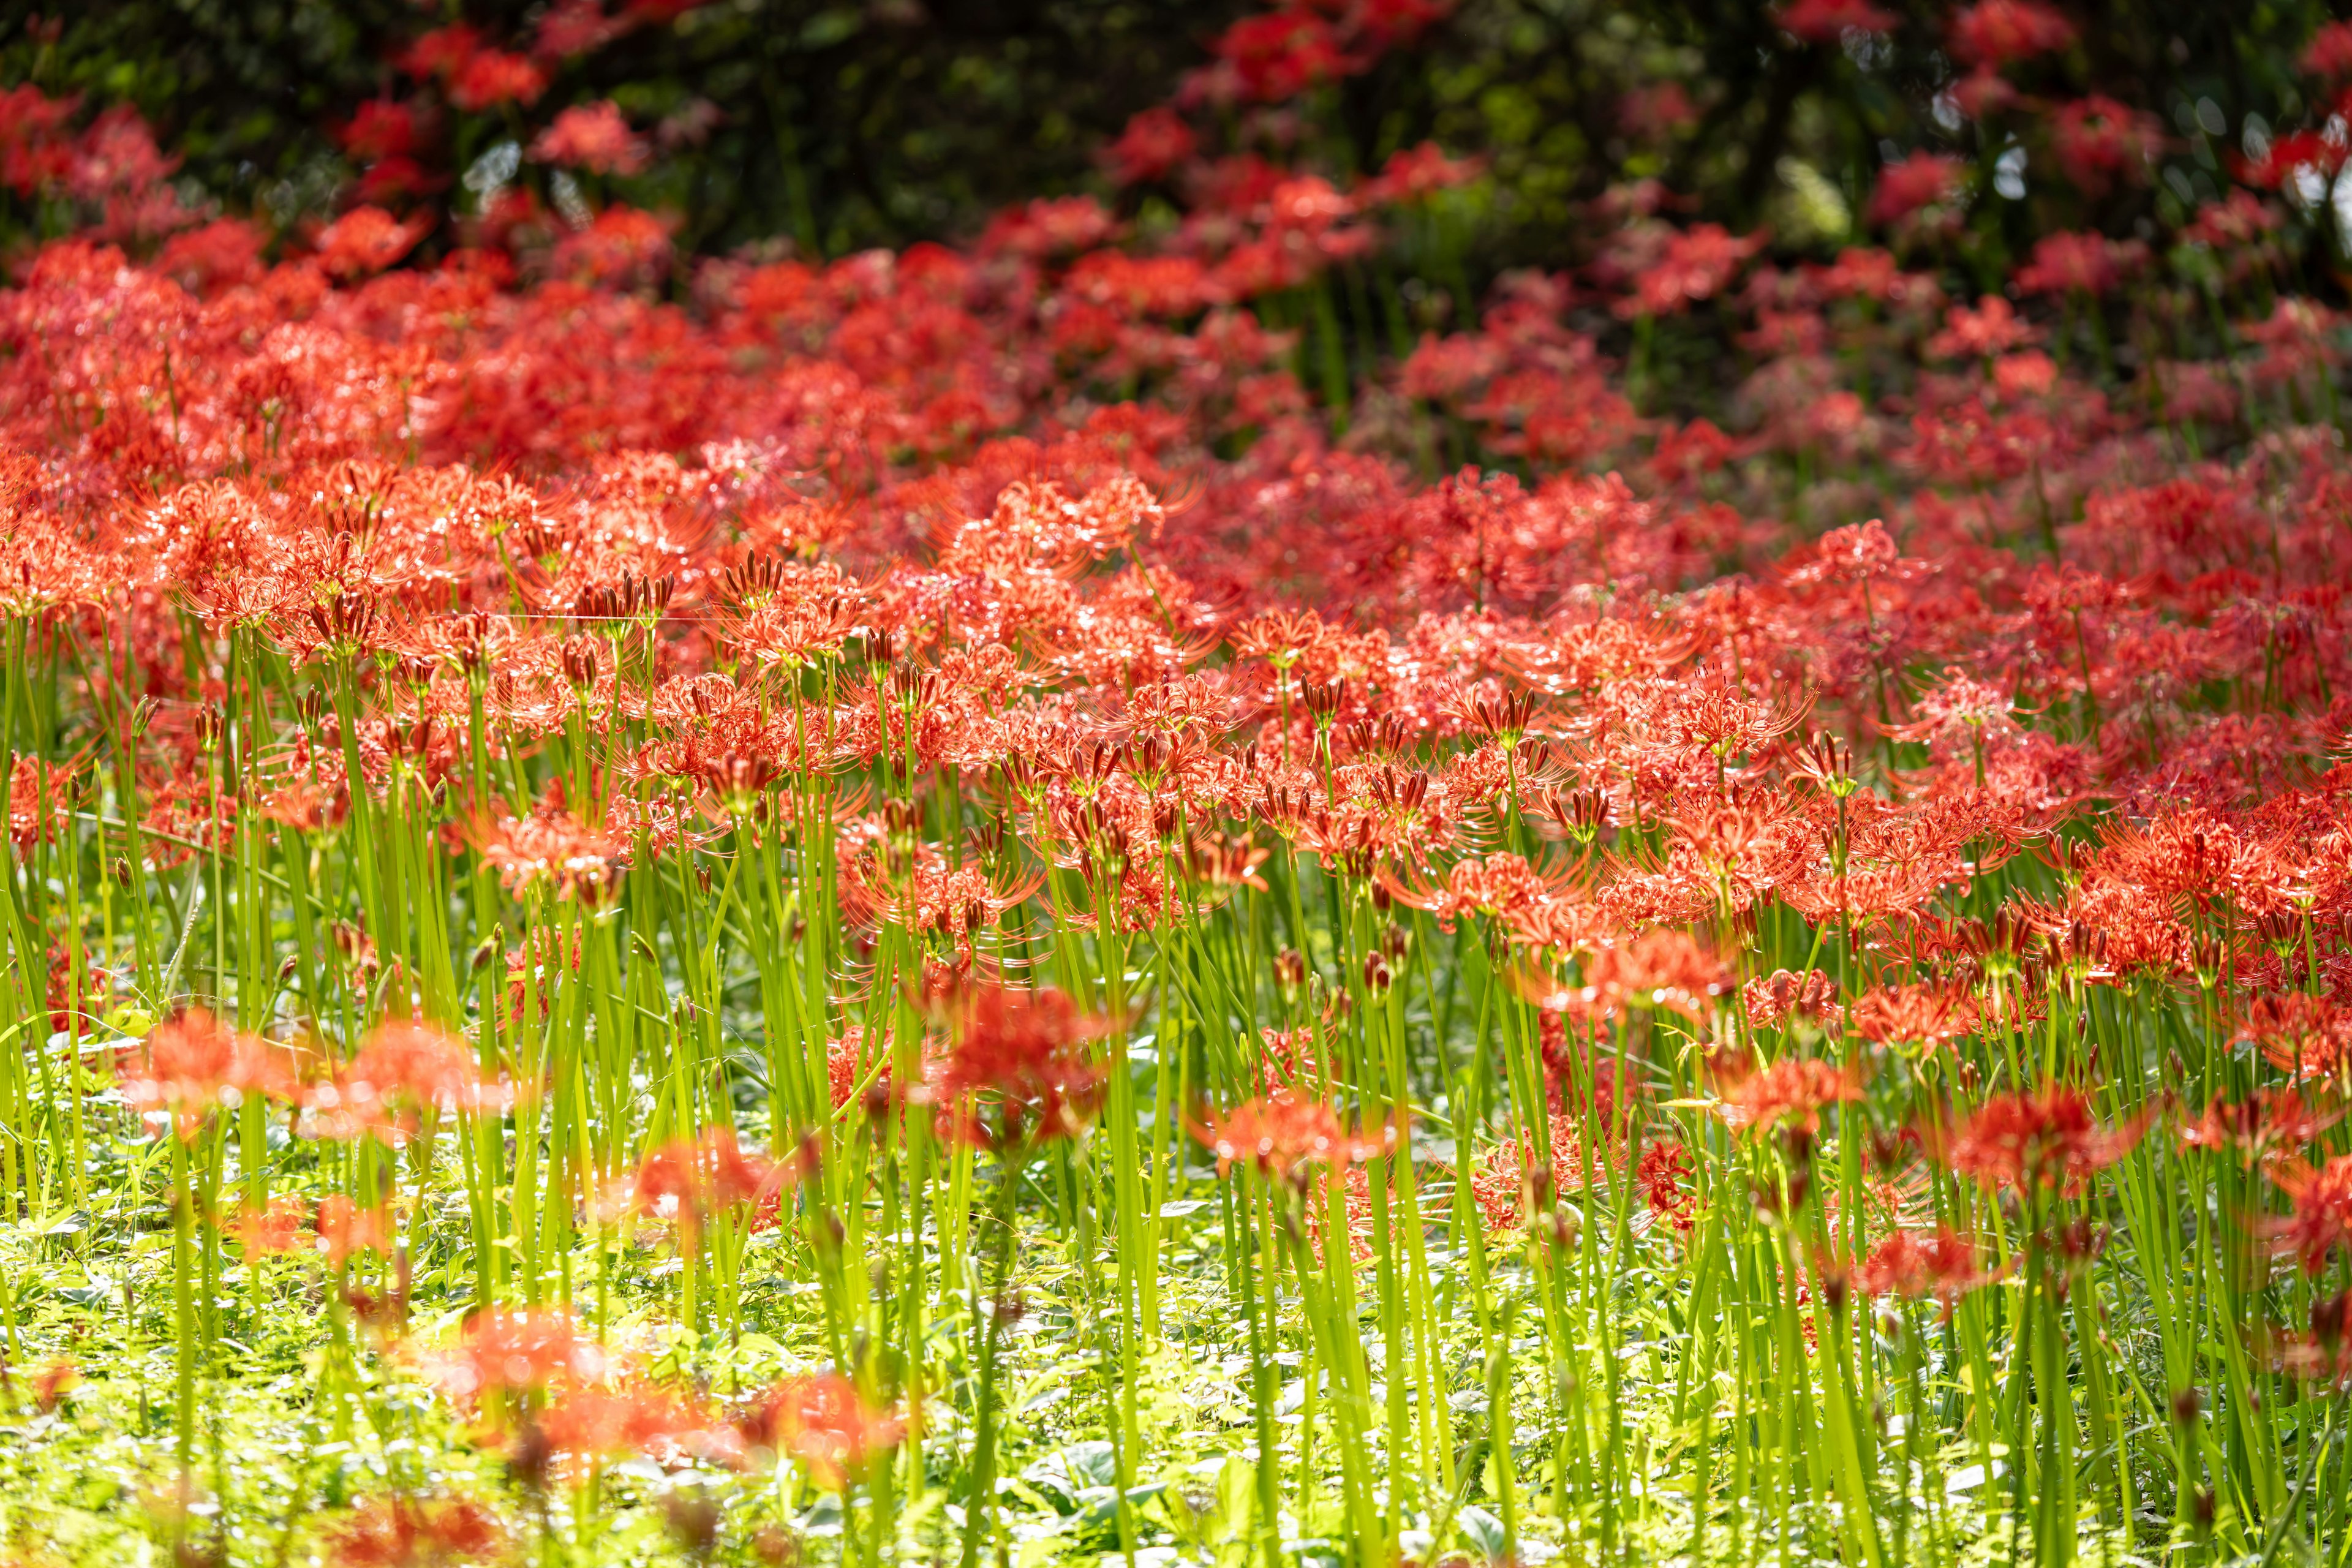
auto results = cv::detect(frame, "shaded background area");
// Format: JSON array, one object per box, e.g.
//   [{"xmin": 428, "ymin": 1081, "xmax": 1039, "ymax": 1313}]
[{"xmin": 3, "ymin": 1, "xmax": 2329, "ymax": 273}]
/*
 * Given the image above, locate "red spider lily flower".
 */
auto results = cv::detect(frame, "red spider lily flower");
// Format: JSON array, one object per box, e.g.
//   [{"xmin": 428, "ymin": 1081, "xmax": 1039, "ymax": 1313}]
[
  {"xmin": 316, "ymin": 1196, "xmax": 396, "ymax": 1268},
  {"xmin": 448, "ymin": 50, "xmax": 548, "ymax": 113},
  {"xmin": 530, "ymin": 101, "xmax": 648, "ymax": 176},
  {"xmin": 2274, "ymin": 1155, "xmax": 2352, "ymax": 1275},
  {"xmin": 549, "ymin": 205, "xmax": 676, "ymax": 288},
  {"xmin": 1948, "ymin": 0, "xmax": 2075, "ymax": 67},
  {"xmin": 1935, "ymin": 1087, "xmax": 2152, "ymax": 1194},
  {"xmin": 1202, "ymin": 10, "xmax": 1359, "ymax": 104},
  {"xmin": 1867, "ymin": 151, "xmax": 1966, "ymax": 227},
  {"xmin": 1926, "ymin": 295, "xmax": 2041, "ymax": 359},
  {"xmin": 1102, "ymin": 107, "xmax": 1196, "ymax": 186},
  {"xmin": 30, "ymin": 1357, "xmax": 79, "ymax": 1414},
  {"xmin": 323, "ymin": 1494, "xmax": 505, "ymax": 1567},
  {"xmin": 738, "ymin": 1373, "xmax": 904, "ymax": 1489},
  {"xmin": 313, "ymin": 206, "xmax": 431, "ymax": 281},
  {"xmin": 2177, "ymin": 1089, "xmax": 2338, "ymax": 1168},
  {"xmin": 538, "ymin": 1380, "xmax": 737, "ymax": 1468},
  {"xmin": 1855, "ymin": 1226, "xmax": 2003, "ymax": 1310},
  {"xmin": 1849, "ymin": 982, "xmax": 1980, "ymax": 1050},
  {"xmin": 336, "ymin": 100, "xmax": 422, "ymax": 165},
  {"xmin": 1194, "ymin": 1090, "xmax": 1395, "ymax": 1185},
  {"xmin": 1776, "ymin": 0, "xmax": 1896, "ymax": 44},
  {"xmin": 1743, "ymin": 968, "xmax": 1842, "ymax": 1031},
  {"xmin": 2242, "ymin": 993, "xmax": 2352, "ymax": 1084},
  {"xmin": 1711, "ymin": 1051, "xmax": 1866, "ymax": 1139},
  {"xmin": 1636, "ymin": 1139, "xmax": 1696, "ymax": 1234},
  {"xmin": 398, "ymin": 24, "xmax": 484, "ymax": 81},
  {"xmin": 303, "ymin": 1020, "xmax": 498, "ymax": 1145},
  {"xmin": 1362, "ymin": 141, "xmax": 1483, "ymax": 204},
  {"xmin": 632, "ymin": 1125, "xmax": 785, "ymax": 1237},
  {"xmin": 2013, "ymin": 232, "xmax": 2147, "ymax": 300},
  {"xmin": 1615, "ymin": 224, "xmax": 1766, "ymax": 318},
  {"xmin": 2049, "ymin": 97, "xmax": 2165, "ymax": 196},
  {"xmin": 428, "ymin": 1308, "xmax": 611, "ymax": 1402},
  {"xmin": 232, "ymin": 1195, "xmax": 312, "ymax": 1256},
  {"xmin": 2305, "ymin": 20, "xmax": 2352, "ymax": 82},
  {"xmin": 121, "ymin": 1009, "xmax": 302, "ymax": 1142},
  {"xmin": 924, "ymin": 984, "xmax": 1112, "ymax": 1150},
  {"xmin": 473, "ymin": 808, "xmax": 630, "ymax": 903}
]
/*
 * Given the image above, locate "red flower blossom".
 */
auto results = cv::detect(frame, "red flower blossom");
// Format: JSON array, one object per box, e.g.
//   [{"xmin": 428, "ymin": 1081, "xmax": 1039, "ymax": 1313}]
[
  {"xmin": 927, "ymin": 984, "xmax": 1112, "ymax": 1148},
  {"xmin": 1102, "ymin": 107, "xmax": 1195, "ymax": 186},
  {"xmin": 2275, "ymin": 1155, "xmax": 2352, "ymax": 1275},
  {"xmin": 2048, "ymin": 97, "xmax": 2165, "ymax": 195},
  {"xmin": 632, "ymin": 1125, "xmax": 785, "ymax": 1236},
  {"xmin": 2178, "ymin": 1088, "xmax": 2337, "ymax": 1167},
  {"xmin": 314, "ymin": 206, "xmax": 430, "ymax": 281},
  {"xmin": 1937, "ymin": 1087, "xmax": 2150, "ymax": 1193},
  {"xmin": 1855, "ymin": 1226, "xmax": 2002, "ymax": 1308},
  {"xmin": 448, "ymin": 51, "xmax": 549, "ymax": 113},
  {"xmin": 1194, "ymin": 1090, "xmax": 1387, "ymax": 1184},
  {"xmin": 428, "ymin": 1308, "xmax": 611, "ymax": 1402},
  {"xmin": 121, "ymin": 1009, "xmax": 301, "ymax": 1142},
  {"xmin": 316, "ymin": 1196, "xmax": 396, "ymax": 1267},
  {"xmin": 1637, "ymin": 1139, "xmax": 1696, "ymax": 1232},
  {"xmin": 531, "ymin": 101, "xmax": 647, "ymax": 176},
  {"xmin": 1948, "ymin": 1, "xmax": 2076, "ymax": 67},
  {"xmin": 739, "ymin": 1373, "xmax": 903, "ymax": 1488},
  {"xmin": 324, "ymin": 1494, "xmax": 505, "ymax": 1567},
  {"xmin": 1868, "ymin": 152, "xmax": 1966, "ymax": 227},
  {"xmin": 1713, "ymin": 1052, "xmax": 1865, "ymax": 1139},
  {"xmin": 1776, "ymin": 0, "xmax": 1896, "ymax": 43},
  {"xmin": 1616, "ymin": 224, "xmax": 1766, "ymax": 318}
]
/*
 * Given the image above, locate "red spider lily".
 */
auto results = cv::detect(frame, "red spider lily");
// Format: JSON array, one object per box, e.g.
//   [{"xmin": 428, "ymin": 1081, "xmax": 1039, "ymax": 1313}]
[
  {"xmin": 2013, "ymin": 232, "xmax": 2147, "ymax": 298},
  {"xmin": 1948, "ymin": 0, "xmax": 2075, "ymax": 66},
  {"xmin": 1868, "ymin": 152, "xmax": 1966, "ymax": 227},
  {"xmin": 316, "ymin": 1196, "xmax": 396, "ymax": 1267},
  {"xmin": 1928, "ymin": 295, "xmax": 2040, "ymax": 359},
  {"xmin": 1934, "ymin": 1087, "xmax": 2152, "ymax": 1194},
  {"xmin": 631, "ymin": 1125, "xmax": 786, "ymax": 1237},
  {"xmin": 313, "ymin": 206, "xmax": 430, "ymax": 281},
  {"xmin": 1616, "ymin": 224, "xmax": 1766, "ymax": 318},
  {"xmin": 335, "ymin": 100, "xmax": 421, "ymax": 164},
  {"xmin": 2242, "ymin": 993, "xmax": 2352, "ymax": 1084},
  {"xmin": 323, "ymin": 1494, "xmax": 505, "ymax": 1567},
  {"xmin": 1743, "ymin": 968, "xmax": 1842, "ymax": 1031},
  {"xmin": 1709, "ymin": 1045, "xmax": 1863, "ymax": 1138},
  {"xmin": 1636, "ymin": 1139, "xmax": 1696, "ymax": 1234},
  {"xmin": 1855, "ymin": 1227, "xmax": 2003, "ymax": 1310},
  {"xmin": 29, "ymin": 1357, "xmax": 79, "ymax": 1413},
  {"xmin": 2305, "ymin": 20, "xmax": 2352, "ymax": 81},
  {"xmin": 530, "ymin": 100, "xmax": 647, "ymax": 176},
  {"xmin": 303, "ymin": 1020, "xmax": 499, "ymax": 1145},
  {"xmin": 427, "ymin": 1308, "xmax": 611, "ymax": 1402},
  {"xmin": 2177, "ymin": 1089, "xmax": 2338, "ymax": 1167},
  {"xmin": 2048, "ymin": 97, "xmax": 2165, "ymax": 197},
  {"xmin": 448, "ymin": 50, "xmax": 548, "ymax": 113},
  {"xmin": 2273, "ymin": 1155, "xmax": 2352, "ymax": 1275},
  {"xmin": 538, "ymin": 1379, "xmax": 738, "ymax": 1468},
  {"xmin": 232, "ymin": 1195, "xmax": 312, "ymax": 1256},
  {"xmin": 1193, "ymin": 1090, "xmax": 1389, "ymax": 1185},
  {"xmin": 1776, "ymin": 0, "xmax": 1896, "ymax": 44},
  {"xmin": 121, "ymin": 1009, "xmax": 303, "ymax": 1142},
  {"xmin": 926, "ymin": 984, "xmax": 1112, "ymax": 1150},
  {"xmin": 1103, "ymin": 107, "xmax": 1196, "ymax": 186},
  {"xmin": 473, "ymin": 807, "xmax": 630, "ymax": 903},
  {"xmin": 1849, "ymin": 982, "xmax": 1980, "ymax": 1050},
  {"xmin": 737, "ymin": 1373, "xmax": 904, "ymax": 1489}
]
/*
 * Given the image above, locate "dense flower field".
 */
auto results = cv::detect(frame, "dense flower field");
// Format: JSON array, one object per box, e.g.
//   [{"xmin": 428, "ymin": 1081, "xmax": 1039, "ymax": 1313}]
[{"xmin": 6, "ymin": 2, "xmax": 2352, "ymax": 1566}]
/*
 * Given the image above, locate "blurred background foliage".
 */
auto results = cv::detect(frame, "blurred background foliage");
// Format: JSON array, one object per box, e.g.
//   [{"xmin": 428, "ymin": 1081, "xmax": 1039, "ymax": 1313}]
[{"xmin": 4, "ymin": 0, "xmax": 2337, "ymax": 275}]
